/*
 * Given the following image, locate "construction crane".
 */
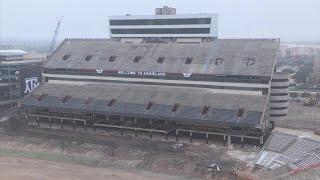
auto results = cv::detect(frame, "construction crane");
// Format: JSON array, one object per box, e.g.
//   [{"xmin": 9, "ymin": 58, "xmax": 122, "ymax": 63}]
[{"xmin": 48, "ymin": 17, "xmax": 63, "ymax": 54}]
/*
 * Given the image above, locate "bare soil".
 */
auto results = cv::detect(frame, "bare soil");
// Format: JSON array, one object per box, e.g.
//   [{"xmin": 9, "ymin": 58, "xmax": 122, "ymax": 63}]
[
  {"xmin": 0, "ymin": 114, "xmax": 255, "ymax": 180},
  {"xmin": 0, "ymin": 156, "xmax": 184, "ymax": 180}
]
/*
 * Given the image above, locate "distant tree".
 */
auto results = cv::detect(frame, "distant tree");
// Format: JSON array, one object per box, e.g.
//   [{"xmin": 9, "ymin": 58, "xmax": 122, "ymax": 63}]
[
  {"xmin": 281, "ymin": 69, "xmax": 295, "ymax": 74},
  {"xmin": 296, "ymin": 59, "xmax": 305, "ymax": 66},
  {"xmin": 293, "ymin": 63, "xmax": 313, "ymax": 83},
  {"xmin": 289, "ymin": 92, "xmax": 299, "ymax": 100}
]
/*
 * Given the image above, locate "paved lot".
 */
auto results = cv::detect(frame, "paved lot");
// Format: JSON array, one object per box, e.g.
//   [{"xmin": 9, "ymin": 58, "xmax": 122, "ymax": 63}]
[{"xmin": 275, "ymin": 102, "xmax": 320, "ymax": 130}]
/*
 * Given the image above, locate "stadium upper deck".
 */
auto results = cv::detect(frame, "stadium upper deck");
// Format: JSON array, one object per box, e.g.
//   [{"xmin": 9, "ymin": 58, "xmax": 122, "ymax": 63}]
[{"xmin": 44, "ymin": 38, "xmax": 279, "ymax": 81}]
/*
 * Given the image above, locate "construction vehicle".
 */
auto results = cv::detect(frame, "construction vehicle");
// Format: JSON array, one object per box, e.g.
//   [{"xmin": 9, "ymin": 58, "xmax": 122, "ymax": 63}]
[
  {"xmin": 303, "ymin": 96, "xmax": 317, "ymax": 106},
  {"xmin": 303, "ymin": 92, "xmax": 320, "ymax": 106}
]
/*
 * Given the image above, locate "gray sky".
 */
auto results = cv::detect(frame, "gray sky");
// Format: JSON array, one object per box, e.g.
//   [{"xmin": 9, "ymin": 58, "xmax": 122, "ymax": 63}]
[{"xmin": 1, "ymin": 0, "xmax": 320, "ymax": 42}]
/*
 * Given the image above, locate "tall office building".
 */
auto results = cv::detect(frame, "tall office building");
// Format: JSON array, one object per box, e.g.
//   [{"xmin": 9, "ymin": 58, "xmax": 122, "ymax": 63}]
[
  {"xmin": 313, "ymin": 50, "xmax": 320, "ymax": 84},
  {"xmin": 109, "ymin": 6, "xmax": 218, "ymax": 43}
]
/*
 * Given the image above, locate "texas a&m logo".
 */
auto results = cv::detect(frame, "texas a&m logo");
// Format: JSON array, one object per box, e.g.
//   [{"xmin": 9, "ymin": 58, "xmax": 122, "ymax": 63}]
[
  {"xmin": 182, "ymin": 73, "xmax": 192, "ymax": 78},
  {"xmin": 24, "ymin": 77, "xmax": 39, "ymax": 94}
]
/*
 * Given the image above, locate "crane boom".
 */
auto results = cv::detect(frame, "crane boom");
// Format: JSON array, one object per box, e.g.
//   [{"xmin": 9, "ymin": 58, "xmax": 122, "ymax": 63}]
[{"xmin": 48, "ymin": 18, "xmax": 62, "ymax": 54}]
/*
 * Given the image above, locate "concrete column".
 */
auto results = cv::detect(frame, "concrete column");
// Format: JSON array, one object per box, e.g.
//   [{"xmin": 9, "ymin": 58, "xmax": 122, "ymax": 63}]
[
  {"xmin": 164, "ymin": 120, "xmax": 169, "ymax": 140},
  {"xmin": 106, "ymin": 115, "xmax": 109, "ymax": 132},
  {"xmin": 37, "ymin": 116, "xmax": 40, "ymax": 126},
  {"xmin": 134, "ymin": 118, "xmax": 137, "ymax": 137},
  {"xmin": 223, "ymin": 135, "xmax": 226, "ymax": 146},
  {"xmin": 149, "ymin": 120, "xmax": 152, "ymax": 139},
  {"xmin": 61, "ymin": 119, "xmax": 64, "ymax": 129},
  {"xmin": 176, "ymin": 129, "xmax": 179, "ymax": 142},
  {"xmin": 241, "ymin": 137, "xmax": 244, "ymax": 148},
  {"xmin": 49, "ymin": 117, "xmax": 52, "ymax": 127},
  {"xmin": 259, "ymin": 136, "xmax": 264, "ymax": 149},
  {"xmin": 120, "ymin": 116, "xmax": 123, "ymax": 135},
  {"xmin": 227, "ymin": 135, "xmax": 232, "ymax": 148},
  {"xmin": 206, "ymin": 133, "xmax": 209, "ymax": 144},
  {"xmin": 73, "ymin": 120, "xmax": 76, "ymax": 130},
  {"xmin": 25, "ymin": 110, "xmax": 29, "ymax": 124}
]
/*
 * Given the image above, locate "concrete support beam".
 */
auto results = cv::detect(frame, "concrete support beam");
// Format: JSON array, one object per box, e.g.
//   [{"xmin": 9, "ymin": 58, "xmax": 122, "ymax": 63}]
[
  {"xmin": 49, "ymin": 117, "xmax": 52, "ymax": 127},
  {"xmin": 149, "ymin": 119, "xmax": 152, "ymax": 139},
  {"xmin": 134, "ymin": 118, "xmax": 138, "ymax": 137},
  {"xmin": 241, "ymin": 137, "xmax": 244, "ymax": 148},
  {"xmin": 61, "ymin": 119, "xmax": 64, "ymax": 129},
  {"xmin": 73, "ymin": 120, "xmax": 76, "ymax": 130},
  {"xmin": 120, "ymin": 116, "xmax": 123, "ymax": 135},
  {"xmin": 260, "ymin": 136, "xmax": 264, "ymax": 149},
  {"xmin": 227, "ymin": 135, "xmax": 232, "ymax": 148},
  {"xmin": 25, "ymin": 112, "xmax": 29, "ymax": 124},
  {"xmin": 206, "ymin": 133, "xmax": 209, "ymax": 144},
  {"xmin": 176, "ymin": 129, "xmax": 179, "ymax": 142},
  {"xmin": 106, "ymin": 115, "xmax": 110, "ymax": 132}
]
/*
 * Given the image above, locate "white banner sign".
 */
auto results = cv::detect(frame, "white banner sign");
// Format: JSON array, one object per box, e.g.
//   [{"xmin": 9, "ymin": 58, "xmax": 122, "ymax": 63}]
[
  {"xmin": 24, "ymin": 77, "xmax": 39, "ymax": 93},
  {"xmin": 118, "ymin": 71, "xmax": 166, "ymax": 77}
]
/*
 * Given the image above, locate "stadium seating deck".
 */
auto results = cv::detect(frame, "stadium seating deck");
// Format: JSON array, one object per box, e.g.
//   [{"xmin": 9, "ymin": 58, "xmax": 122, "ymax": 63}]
[
  {"xmin": 22, "ymin": 82, "xmax": 267, "ymax": 128},
  {"xmin": 256, "ymin": 132, "xmax": 320, "ymax": 170}
]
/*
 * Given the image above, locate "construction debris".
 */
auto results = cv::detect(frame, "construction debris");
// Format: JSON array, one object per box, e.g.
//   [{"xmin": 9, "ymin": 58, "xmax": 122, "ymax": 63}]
[
  {"xmin": 170, "ymin": 143, "xmax": 184, "ymax": 152},
  {"xmin": 208, "ymin": 162, "xmax": 221, "ymax": 177}
]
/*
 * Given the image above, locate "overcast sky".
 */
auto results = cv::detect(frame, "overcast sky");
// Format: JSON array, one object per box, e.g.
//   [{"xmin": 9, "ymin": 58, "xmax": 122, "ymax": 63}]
[{"xmin": 0, "ymin": 0, "xmax": 319, "ymax": 42}]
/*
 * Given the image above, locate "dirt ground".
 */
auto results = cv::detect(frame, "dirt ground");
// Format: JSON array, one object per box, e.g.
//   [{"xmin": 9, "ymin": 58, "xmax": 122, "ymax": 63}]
[
  {"xmin": 0, "ymin": 110, "xmax": 260, "ymax": 180},
  {"xmin": 0, "ymin": 156, "xmax": 185, "ymax": 180},
  {"xmin": 0, "ymin": 124, "xmax": 254, "ymax": 180}
]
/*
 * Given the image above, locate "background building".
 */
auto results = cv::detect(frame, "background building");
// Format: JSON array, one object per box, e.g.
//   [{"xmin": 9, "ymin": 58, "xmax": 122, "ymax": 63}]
[
  {"xmin": 0, "ymin": 50, "xmax": 44, "ymax": 109},
  {"xmin": 155, "ymin": 6, "xmax": 176, "ymax": 15},
  {"xmin": 109, "ymin": 6, "xmax": 218, "ymax": 43},
  {"xmin": 279, "ymin": 43, "xmax": 320, "ymax": 58},
  {"xmin": 313, "ymin": 50, "xmax": 320, "ymax": 84}
]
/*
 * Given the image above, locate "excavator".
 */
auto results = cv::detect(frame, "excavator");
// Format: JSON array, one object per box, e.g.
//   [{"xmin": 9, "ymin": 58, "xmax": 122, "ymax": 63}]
[{"xmin": 303, "ymin": 93, "xmax": 320, "ymax": 106}]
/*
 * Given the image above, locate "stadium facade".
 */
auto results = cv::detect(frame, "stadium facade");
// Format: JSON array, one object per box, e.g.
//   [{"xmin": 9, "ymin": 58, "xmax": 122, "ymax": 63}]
[
  {"xmin": 21, "ymin": 7, "xmax": 288, "ymax": 147},
  {"xmin": 0, "ymin": 50, "xmax": 43, "ymax": 109}
]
